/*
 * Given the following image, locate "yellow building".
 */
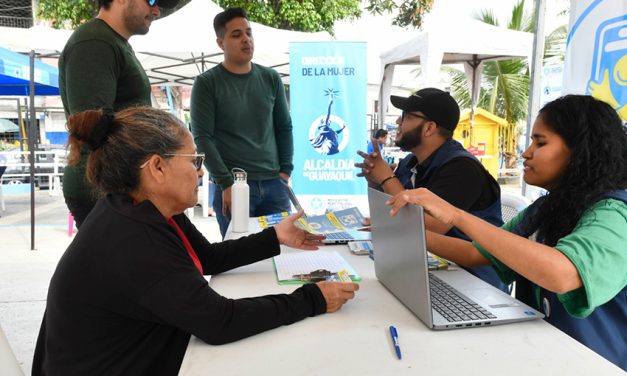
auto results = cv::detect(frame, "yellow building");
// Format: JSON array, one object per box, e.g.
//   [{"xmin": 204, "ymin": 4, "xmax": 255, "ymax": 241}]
[{"xmin": 453, "ymin": 108, "xmax": 507, "ymax": 178}]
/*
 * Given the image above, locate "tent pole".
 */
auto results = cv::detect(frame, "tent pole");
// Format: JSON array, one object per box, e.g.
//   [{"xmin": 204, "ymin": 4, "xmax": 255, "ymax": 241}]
[
  {"xmin": 29, "ymin": 50, "xmax": 36, "ymax": 251},
  {"xmin": 469, "ymin": 55, "xmax": 480, "ymax": 145},
  {"xmin": 522, "ymin": 0, "xmax": 546, "ymax": 198}
]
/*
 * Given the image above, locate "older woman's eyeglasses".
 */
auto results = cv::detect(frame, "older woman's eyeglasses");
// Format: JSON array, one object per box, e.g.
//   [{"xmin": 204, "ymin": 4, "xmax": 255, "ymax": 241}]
[
  {"xmin": 165, "ymin": 153, "xmax": 205, "ymax": 171},
  {"xmin": 140, "ymin": 153, "xmax": 205, "ymax": 171}
]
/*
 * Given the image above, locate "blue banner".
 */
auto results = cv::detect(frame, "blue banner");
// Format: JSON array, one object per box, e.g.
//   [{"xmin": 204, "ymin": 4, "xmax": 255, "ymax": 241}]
[
  {"xmin": 563, "ymin": 1, "xmax": 627, "ymax": 120},
  {"xmin": 289, "ymin": 42, "xmax": 367, "ymax": 214}
]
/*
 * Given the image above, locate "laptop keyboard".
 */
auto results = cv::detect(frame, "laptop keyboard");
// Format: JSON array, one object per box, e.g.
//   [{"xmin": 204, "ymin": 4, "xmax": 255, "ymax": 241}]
[
  {"xmin": 324, "ymin": 232, "xmax": 354, "ymax": 240},
  {"xmin": 429, "ymin": 273, "xmax": 497, "ymax": 322}
]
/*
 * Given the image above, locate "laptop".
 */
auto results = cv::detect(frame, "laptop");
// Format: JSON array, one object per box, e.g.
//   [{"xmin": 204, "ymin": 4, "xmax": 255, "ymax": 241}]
[
  {"xmin": 286, "ymin": 185, "xmax": 371, "ymax": 245},
  {"xmin": 367, "ymin": 188, "xmax": 543, "ymax": 329}
]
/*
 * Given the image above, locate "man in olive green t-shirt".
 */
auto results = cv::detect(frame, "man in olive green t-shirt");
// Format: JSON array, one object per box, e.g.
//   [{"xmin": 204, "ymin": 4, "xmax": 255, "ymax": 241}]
[{"xmin": 60, "ymin": 0, "xmax": 179, "ymax": 228}]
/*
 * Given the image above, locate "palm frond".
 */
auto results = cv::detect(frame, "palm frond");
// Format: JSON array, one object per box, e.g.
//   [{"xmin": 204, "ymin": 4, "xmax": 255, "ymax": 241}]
[
  {"xmin": 544, "ymin": 25, "xmax": 567, "ymax": 61},
  {"xmin": 477, "ymin": 9, "xmax": 498, "ymax": 26}
]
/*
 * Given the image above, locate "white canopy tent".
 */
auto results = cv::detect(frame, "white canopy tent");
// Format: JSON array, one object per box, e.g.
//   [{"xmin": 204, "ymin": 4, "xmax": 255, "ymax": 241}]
[
  {"xmin": 0, "ymin": 0, "xmax": 331, "ymax": 85},
  {"xmin": 129, "ymin": 0, "xmax": 330, "ymax": 85},
  {"xmin": 378, "ymin": 17, "xmax": 533, "ymax": 128}
]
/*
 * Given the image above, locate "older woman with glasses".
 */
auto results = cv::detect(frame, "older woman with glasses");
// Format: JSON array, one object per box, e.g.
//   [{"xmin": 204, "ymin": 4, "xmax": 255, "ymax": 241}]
[{"xmin": 32, "ymin": 107, "xmax": 359, "ymax": 375}]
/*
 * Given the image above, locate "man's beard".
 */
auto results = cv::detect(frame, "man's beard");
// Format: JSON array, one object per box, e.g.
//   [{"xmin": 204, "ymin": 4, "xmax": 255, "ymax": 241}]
[
  {"xmin": 395, "ymin": 123, "xmax": 423, "ymax": 151},
  {"xmin": 123, "ymin": 2, "xmax": 152, "ymax": 36}
]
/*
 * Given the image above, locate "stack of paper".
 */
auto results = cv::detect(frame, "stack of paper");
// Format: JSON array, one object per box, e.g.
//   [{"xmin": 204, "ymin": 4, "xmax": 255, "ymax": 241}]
[{"xmin": 273, "ymin": 251, "xmax": 361, "ymax": 285}]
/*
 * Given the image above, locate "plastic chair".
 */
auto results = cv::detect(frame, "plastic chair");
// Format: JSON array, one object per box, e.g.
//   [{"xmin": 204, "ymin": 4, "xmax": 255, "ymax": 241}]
[
  {"xmin": 501, "ymin": 191, "xmax": 531, "ymax": 223},
  {"xmin": 68, "ymin": 212, "xmax": 75, "ymax": 237},
  {"xmin": 500, "ymin": 191, "xmax": 532, "ymax": 297}
]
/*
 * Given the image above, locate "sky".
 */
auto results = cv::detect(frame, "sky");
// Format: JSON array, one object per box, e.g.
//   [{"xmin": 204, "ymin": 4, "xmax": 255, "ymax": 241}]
[{"xmin": 426, "ymin": 0, "xmax": 569, "ymax": 34}]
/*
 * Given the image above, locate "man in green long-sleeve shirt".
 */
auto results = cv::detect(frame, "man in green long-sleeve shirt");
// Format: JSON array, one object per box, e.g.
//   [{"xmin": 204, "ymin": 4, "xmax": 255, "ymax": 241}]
[
  {"xmin": 191, "ymin": 7, "xmax": 294, "ymax": 237},
  {"xmin": 60, "ymin": 0, "xmax": 179, "ymax": 228}
]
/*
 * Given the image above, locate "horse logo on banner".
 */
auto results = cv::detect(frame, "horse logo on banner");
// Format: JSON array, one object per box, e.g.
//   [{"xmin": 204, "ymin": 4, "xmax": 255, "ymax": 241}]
[{"xmin": 308, "ymin": 89, "xmax": 350, "ymax": 155}]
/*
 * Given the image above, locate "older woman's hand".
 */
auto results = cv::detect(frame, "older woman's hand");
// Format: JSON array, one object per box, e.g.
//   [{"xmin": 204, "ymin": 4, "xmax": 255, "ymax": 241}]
[
  {"xmin": 355, "ymin": 139, "xmax": 394, "ymax": 187},
  {"xmin": 315, "ymin": 281, "xmax": 360, "ymax": 313},
  {"xmin": 387, "ymin": 188, "xmax": 461, "ymax": 227},
  {"xmin": 274, "ymin": 210, "xmax": 326, "ymax": 250}
]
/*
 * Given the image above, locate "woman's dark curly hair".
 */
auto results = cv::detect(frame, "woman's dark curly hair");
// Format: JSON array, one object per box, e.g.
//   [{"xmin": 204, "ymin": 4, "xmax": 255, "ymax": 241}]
[{"xmin": 529, "ymin": 95, "xmax": 627, "ymax": 246}]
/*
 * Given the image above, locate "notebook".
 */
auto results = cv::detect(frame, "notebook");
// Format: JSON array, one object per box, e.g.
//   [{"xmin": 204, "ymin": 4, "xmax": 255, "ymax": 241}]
[
  {"xmin": 367, "ymin": 188, "xmax": 543, "ymax": 330},
  {"xmin": 273, "ymin": 251, "xmax": 361, "ymax": 285},
  {"xmin": 286, "ymin": 185, "xmax": 371, "ymax": 244}
]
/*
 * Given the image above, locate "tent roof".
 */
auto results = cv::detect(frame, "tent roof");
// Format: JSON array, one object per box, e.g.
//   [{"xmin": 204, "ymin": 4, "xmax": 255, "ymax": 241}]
[
  {"xmin": 377, "ymin": 17, "xmax": 533, "ymax": 122},
  {"xmin": 0, "ymin": 46, "xmax": 59, "ymax": 96},
  {"xmin": 380, "ymin": 17, "xmax": 533, "ymax": 68},
  {"xmin": 130, "ymin": 0, "xmax": 330, "ymax": 85}
]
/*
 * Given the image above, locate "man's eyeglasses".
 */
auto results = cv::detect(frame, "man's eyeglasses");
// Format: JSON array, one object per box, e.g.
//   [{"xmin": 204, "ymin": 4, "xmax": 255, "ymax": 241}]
[
  {"xmin": 401, "ymin": 112, "xmax": 430, "ymax": 122},
  {"xmin": 146, "ymin": 0, "xmax": 158, "ymax": 7},
  {"xmin": 140, "ymin": 153, "xmax": 206, "ymax": 171}
]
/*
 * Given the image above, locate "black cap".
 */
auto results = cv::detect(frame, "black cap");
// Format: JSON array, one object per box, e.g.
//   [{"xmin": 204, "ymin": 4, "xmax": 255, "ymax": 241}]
[
  {"xmin": 390, "ymin": 88, "xmax": 460, "ymax": 131},
  {"xmin": 157, "ymin": 0, "xmax": 180, "ymax": 9}
]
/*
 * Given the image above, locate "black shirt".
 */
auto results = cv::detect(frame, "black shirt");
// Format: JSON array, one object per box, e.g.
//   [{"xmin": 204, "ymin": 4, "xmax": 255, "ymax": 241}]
[
  {"xmin": 402, "ymin": 155, "xmax": 497, "ymax": 212},
  {"xmin": 32, "ymin": 194, "xmax": 325, "ymax": 375}
]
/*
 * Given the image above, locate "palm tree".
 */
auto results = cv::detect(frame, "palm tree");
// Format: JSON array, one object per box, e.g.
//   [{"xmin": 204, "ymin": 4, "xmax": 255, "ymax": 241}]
[{"xmin": 444, "ymin": 0, "xmax": 566, "ymax": 168}]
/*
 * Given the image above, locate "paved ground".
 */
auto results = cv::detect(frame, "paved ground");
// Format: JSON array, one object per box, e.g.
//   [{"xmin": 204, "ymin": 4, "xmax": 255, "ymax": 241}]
[{"xmin": 0, "ymin": 190, "xmax": 221, "ymax": 375}]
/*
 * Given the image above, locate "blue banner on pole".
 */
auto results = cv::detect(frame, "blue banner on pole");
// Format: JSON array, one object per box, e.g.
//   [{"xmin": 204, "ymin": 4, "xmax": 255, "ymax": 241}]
[
  {"xmin": 289, "ymin": 42, "xmax": 367, "ymax": 214},
  {"xmin": 563, "ymin": 1, "xmax": 627, "ymax": 121}
]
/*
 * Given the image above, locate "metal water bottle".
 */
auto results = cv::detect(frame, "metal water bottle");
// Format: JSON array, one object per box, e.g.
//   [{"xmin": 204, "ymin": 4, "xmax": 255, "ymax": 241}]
[{"xmin": 231, "ymin": 168, "xmax": 249, "ymax": 233}]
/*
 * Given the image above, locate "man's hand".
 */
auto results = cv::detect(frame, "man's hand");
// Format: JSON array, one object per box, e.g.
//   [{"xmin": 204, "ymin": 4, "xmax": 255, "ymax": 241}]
[
  {"xmin": 355, "ymin": 138, "xmax": 394, "ymax": 187},
  {"xmin": 279, "ymin": 172, "xmax": 290, "ymax": 183},
  {"xmin": 221, "ymin": 186, "xmax": 232, "ymax": 216}
]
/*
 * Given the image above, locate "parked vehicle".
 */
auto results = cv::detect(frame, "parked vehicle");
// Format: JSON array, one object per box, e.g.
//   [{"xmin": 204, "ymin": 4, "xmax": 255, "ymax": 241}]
[{"xmin": 0, "ymin": 146, "xmax": 66, "ymax": 189}]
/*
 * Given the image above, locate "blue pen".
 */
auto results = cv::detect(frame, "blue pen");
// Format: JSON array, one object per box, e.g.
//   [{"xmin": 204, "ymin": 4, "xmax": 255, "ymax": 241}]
[{"xmin": 389, "ymin": 325, "xmax": 402, "ymax": 360}]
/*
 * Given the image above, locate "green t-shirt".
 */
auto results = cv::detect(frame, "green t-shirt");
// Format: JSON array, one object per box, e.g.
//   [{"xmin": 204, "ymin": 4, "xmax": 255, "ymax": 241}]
[
  {"xmin": 475, "ymin": 199, "xmax": 627, "ymax": 318},
  {"xmin": 190, "ymin": 63, "xmax": 293, "ymax": 189},
  {"xmin": 59, "ymin": 19, "xmax": 151, "ymax": 201}
]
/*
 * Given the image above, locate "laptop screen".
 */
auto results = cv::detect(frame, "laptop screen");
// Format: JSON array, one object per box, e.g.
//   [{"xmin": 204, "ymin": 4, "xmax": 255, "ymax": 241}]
[{"xmin": 367, "ymin": 188, "xmax": 434, "ymax": 326}]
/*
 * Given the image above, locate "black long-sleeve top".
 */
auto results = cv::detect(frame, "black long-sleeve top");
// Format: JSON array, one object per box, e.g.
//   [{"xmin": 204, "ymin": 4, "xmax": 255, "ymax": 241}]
[{"xmin": 32, "ymin": 194, "xmax": 326, "ymax": 375}]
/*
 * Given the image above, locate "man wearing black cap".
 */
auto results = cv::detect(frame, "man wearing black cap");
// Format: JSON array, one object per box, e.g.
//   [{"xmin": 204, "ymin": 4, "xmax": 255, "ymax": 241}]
[
  {"xmin": 357, "ymin": 88, "xmax": 506, "ymax": 291},
  {"xmin": 59, "ymin": 0, "xmax": 179, "ymax": 228}
]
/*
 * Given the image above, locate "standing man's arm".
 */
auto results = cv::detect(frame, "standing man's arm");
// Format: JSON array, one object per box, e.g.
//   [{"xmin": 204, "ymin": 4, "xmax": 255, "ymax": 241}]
[
  {"xmin": 191, "ymin": 75, "xmax": 234, "ymax": 214},
  {"xmin": 63, "ymin": 41, "xmax": 119, "ymax": 113},
  {"xmin": 272, "ymin": 73, "xmax": 293, "ymax": 181}
]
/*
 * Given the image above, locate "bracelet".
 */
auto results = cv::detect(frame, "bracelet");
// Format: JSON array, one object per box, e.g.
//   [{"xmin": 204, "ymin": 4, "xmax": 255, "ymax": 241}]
[{"xmin": 380, "ymin": 175, "xmax": 398, "ymax": 186}]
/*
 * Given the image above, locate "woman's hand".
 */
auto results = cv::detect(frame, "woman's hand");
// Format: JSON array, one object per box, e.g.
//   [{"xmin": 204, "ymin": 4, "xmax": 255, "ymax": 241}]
[
  {"xmin": 274, "ymin": 210, "xmax": 326, "ymax": 250},
  {"xmin": 315, "ymin": 281, "xmax": 360, "ymax": 313},
  {"xmin": 387, "ymin": 188, "xmax": 461, "ymax": 227}
]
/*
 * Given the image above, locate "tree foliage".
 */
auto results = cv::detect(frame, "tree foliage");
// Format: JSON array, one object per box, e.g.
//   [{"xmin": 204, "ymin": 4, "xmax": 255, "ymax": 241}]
[
  {"xmin": 366, "ymin": 0, "xmax": 434, "ymax": 29},
  {"xmin": 36, "ymin": 0, "xmax": 433, "ymax": 33},
  {"xmin": 36, "ymin": 0, "xmax": 98, "ymax": 29},
  {"xmin": 214, "ymin": 0, "xmax": 361, "ymax": 35}
]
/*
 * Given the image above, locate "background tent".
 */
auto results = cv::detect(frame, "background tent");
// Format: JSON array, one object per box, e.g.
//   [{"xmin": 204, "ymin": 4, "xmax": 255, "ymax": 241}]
[
  {"xmin": 0, "ymin": 46, "xmax": 59, "ymax": 95},
  {"xmin": 377, "ymin": 17, "xmax": 533, "ymax": 129},
  {"xmin": 0, "ymin": 46, "xmax": 59, "ymax": 251},
  {"xmin": 130, "ymin": 0, "xmax": 330, "ymax": 85}
]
